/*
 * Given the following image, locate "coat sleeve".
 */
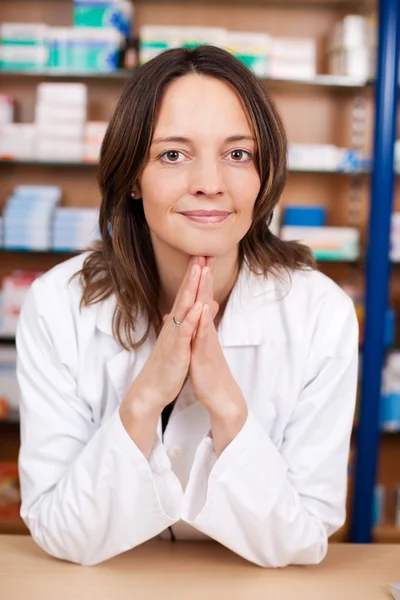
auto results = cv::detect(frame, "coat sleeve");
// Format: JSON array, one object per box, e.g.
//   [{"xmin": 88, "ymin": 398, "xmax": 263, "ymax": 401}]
[
  {"xmin": 181, "ymin": 296, "xmax": 359, "ymax": 567},
  {"xmin": 17, "ymin": 282, "xmax": 183, "ymax": 566}
]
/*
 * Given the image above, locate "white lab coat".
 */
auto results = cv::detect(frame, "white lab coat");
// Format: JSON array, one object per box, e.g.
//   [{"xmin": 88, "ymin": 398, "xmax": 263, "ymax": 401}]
[{"xmin": 16, "ymin": 252, "xmax": 358, "ymax": 567}]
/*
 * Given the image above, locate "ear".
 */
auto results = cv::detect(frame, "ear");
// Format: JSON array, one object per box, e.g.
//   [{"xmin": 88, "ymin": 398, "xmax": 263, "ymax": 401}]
[{"xmin": 130, "ymin": 182, "xmax": 142, "ymax": 200}]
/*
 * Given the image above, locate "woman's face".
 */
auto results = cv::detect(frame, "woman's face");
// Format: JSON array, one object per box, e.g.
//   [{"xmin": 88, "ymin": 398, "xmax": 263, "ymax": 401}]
[{"xmin": 137, "ymin": 73, "xmax": 261, "ymax": 258}]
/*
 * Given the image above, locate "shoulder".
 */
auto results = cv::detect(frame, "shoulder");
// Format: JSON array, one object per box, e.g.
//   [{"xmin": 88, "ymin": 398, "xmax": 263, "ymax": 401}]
[
  {"xmin": 21, "ymin": 252, "xmax": 96, "ymax": 333},
  {"xmin": 29, "ymin": 251, "xmax": 98, "ymax": 312},
  {"xmin": 243, "ymin": 266, "xmax": 358, "ymax": 352}
]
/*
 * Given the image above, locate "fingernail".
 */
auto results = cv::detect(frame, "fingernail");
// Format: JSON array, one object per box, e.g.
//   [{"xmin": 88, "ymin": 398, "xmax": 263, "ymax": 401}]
[
  {"xmin": 192, "ymin": 256, "xmax": 199, "ymax": 264},
  {"xmin": 193, "ymin": 301, "xmax": 201, "ymax": 312},
  {"xmin": 191, "ymin": 266, "xmax": 198, "ymax": 278}
]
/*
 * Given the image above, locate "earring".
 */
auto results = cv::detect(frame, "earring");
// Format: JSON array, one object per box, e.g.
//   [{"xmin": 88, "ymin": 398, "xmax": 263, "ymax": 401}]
[{"xmin": 131, "ymin": 191, "xmax": 135, "ymax": 199}]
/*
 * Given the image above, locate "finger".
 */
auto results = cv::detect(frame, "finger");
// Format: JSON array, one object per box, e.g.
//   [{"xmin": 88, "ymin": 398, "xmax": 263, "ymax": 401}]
[
  {"xmin": 172, "ymin": 262, "xmax": 201, "ymax": 323},
  {"xmin": 195, "ymin": 303, "xmax": 211, "ymax": 342},
  {"xmin": 205, "ymin": 257, "xmax": 216, "ymax": 272},
  {"xmin": 196, "ymin": 266, "xmax": 214, "ymax": 309},
  {"xmin": 212, "ymin": 300, "xmax": 219, "ymax": 320},
  {"xmin": 174, "ymin": 301, "xmax": 203, "ymax": 343},
  {"xmin": 197, "ymin": 257, "xmax": 206, "ymax": 268},
  {"xmin": 162, "ymin": 314, "xmax": 169, "ymax": 324}
]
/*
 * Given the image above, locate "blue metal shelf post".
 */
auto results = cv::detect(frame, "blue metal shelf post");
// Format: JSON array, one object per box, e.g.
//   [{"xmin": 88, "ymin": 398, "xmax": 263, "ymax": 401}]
[{"xmin": 350, "ymin": 0, "xmax": 400, "ymax": 543}]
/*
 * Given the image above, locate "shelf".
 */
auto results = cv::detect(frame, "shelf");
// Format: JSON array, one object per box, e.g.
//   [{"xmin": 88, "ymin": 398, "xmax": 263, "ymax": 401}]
[
  {"xmin": 0, "ymin": 68, "xmax": 370, "ymax": 89},
  {"xmin": 373, "ymin": 525, "xmax": 400, "ymax": 543}
]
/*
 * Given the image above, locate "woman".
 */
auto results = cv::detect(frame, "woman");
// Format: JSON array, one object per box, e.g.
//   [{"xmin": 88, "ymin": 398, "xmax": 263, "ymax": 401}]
[{"xmin": 16, "ymin": 45, "xmax": 358, "ymax": 568}]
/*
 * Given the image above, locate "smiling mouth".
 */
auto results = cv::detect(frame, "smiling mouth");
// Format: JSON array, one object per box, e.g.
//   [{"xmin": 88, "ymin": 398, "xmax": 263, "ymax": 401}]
[{"xmin": 179, "ymin": 210, "xmax": 232, "ymax": 224}]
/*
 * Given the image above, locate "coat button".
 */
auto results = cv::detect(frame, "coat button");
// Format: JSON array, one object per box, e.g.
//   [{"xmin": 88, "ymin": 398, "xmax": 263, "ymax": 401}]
[{"xmin": 167, "ymin": 445, "xmax": 183, "ymax": 459}]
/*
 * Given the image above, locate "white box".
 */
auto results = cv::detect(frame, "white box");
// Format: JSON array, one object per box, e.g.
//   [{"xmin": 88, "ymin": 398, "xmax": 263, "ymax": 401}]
[
  {"xmin": 280, "ymin": 225, "xmax": 359, "ymax": 260},
  {"xmin": 36, "ymin": 83, "xmax": 87, "ymax": 106},
  {"xmin": 0, "ymin": 124, "xmax": 36, "ymax": 160},
  {"xmin": 37, "ymin": 121, "xmax": 85, "ymax": 140},
  {"xmin": 270, "ymin": 37, "xmax": 316, "ymax": 62},
  {"xmin": 36, "ymin": 138, "xmax": 84, "ymax": 162},
  {"xmin": 35, "ymin": 103, "xmax": 87, "ymax": 123}
]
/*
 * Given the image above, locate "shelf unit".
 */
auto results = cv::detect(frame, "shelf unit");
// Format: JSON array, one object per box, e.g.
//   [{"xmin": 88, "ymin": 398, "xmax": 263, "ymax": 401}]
[{"xmin": 0, "ymin": 0, "xmax": 399, "ymax": 543}]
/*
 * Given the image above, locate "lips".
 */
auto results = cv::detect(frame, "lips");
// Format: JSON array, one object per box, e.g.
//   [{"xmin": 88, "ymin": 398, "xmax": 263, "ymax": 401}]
[{"xmin": 179, "ymin": 210, "xmax": 231, "ymax": 224}]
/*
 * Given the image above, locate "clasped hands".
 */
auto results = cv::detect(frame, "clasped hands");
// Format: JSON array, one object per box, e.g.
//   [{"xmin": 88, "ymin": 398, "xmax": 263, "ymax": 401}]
[{"xmin": 129, "ymin": 256, "xmax": 248, "ymax": 457}]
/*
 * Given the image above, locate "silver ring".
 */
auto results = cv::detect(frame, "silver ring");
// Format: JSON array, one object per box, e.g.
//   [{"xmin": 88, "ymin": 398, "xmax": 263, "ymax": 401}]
[{"xmin": 172, "ymin": 316, "xmax": 183, "ymax": 327}]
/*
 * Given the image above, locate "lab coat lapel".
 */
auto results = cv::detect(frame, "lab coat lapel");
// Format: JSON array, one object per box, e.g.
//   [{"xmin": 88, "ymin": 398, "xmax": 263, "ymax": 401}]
[{"xmin": 96, "ymin": 294, "xmax": 155, "ymax": 404}]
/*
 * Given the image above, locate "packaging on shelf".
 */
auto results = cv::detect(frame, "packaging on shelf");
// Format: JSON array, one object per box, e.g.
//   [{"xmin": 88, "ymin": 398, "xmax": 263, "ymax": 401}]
[
  {"xmin": 396, "ymin": 487, "xmax": 400, "ymax": 529},
  {"xmin": 139, "ymin": 25, "xmax": 227, "ymax": 65},
  {"xmin": 0, "ymin": 347, "xmax": 19, "ymax": 421},
  {"xmin": 0, "ymin": 23, "xmax": 48, "ymax": 70},
  {"xmin": 226, "ymin": 31, "xmax": 270, "ymax": 78},
  {"xmin": 84, "ymin": 120, "xmax": 108, "ymax": 162},
  {"xmin": 280, "ymin": 225, "xmax": 359, "ymax": 261},
  {"xmin": 372, "ymin": 484, "xmax": 385, "ymax": 527},
  {"xmin": 52, "ymin": 207, "xmax": 101, "ymax": 251},
  {"xmin": 0, "ymin": 123, "xmax": 36, "ymax": 160},
  {"xmin": 288, "ymin": 144, "xmax": 341, "ymax": 171},
  {"xmin": 269, "ymin": 37, "xmax": 316, "ymax": 80},
  {"xmin": 327, "ymin": 15, "xmax": 375, "ymax": 80},
  {"xmin": 269, "ymin": 206, "xmax": 280, "ymax": 237},
  {"xmin": 35, "ymin": 83, "xmax": 87, "ymax": 161},
  {"xmin": 0, "ymin": 95, "xmax": 14, "ymax": 124},
  {"xmin": 73, "ymin": 0, "xmax": 134, "ymax": 37},
  {"xmin": 36, "ymin": 82, "xmax": 87, "ymax": 107},
  {"xmin": 0, "ymin": 271, "xmax": 41, "ymax": 337},
  {"xmin": 283, "ymin": 205, "xmax": 327, "ymax": 227},
  {"xmin": 380, "ymin": 352, "xmax": 400, "ymax": 432},
  {"xmin": 0, "ymin": 463, "xmax": 20, "ymax": 519},
  {"xmin": 3, "ymin": 185, "xmax": 61, "ymax": 251},
  {"xmin": 390, "ymin": 213, "xmax": 400, "ymax": 262},
  {"xmin": 47, "ymin": 26, "xmax": 124, "ymax": 72}
]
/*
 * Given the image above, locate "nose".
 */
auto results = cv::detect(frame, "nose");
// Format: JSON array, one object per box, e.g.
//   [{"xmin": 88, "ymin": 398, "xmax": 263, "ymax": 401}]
[{"xmin": 188, "ymin": 155, "xmax": 226, "ymax": 198}]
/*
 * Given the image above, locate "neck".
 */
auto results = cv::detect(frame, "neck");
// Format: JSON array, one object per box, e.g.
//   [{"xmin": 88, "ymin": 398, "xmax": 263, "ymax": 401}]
[{"xmin": 152, "ymin": 240, "xmax": 240, "ymax": 319}]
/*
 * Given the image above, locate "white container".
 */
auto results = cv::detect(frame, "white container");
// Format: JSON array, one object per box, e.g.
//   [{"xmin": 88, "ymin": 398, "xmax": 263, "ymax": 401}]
[
  {"xmin": 36, "ymin": 138, "xmax": 84, "ymax": 162},
  {"xmin": 35, "ymin": 103, "xmax": 87, "ymax": 124},
  {"xmin": 270, "ymin": 37, "xmax": 316, "ymax": 62},
  {"xmin": 36, "ymin": 82, "xmax": 88, "ymax": 107},
  {"xmin": 280, "ymin": 225, "xmax": 359, "ymax": 261},
  {"xmin": 0, "ymin": 123, "xmax": 36, "ymax": 160},
  {"xmin": 37, "ymin": 122, "xmax": 85, "ymax": 140}
]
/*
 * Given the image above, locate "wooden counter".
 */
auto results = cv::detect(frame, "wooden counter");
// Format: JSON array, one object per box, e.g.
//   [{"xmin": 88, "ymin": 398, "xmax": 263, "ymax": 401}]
[{"xmin": 0, "ymin": 536, "xmax": 399, "ymax": 600}]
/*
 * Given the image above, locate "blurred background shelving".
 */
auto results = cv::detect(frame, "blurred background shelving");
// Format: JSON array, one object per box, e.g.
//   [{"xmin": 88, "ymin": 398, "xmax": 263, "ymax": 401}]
[{"xmin": 0, "ymin": 0, "xmax": 399, "ymax": 544}]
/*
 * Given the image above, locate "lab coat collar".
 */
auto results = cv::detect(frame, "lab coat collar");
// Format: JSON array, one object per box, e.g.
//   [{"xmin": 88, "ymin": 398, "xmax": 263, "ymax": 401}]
[{"xmin": 96, "ymin": 263, "xmax": 290, "ymax": 348}]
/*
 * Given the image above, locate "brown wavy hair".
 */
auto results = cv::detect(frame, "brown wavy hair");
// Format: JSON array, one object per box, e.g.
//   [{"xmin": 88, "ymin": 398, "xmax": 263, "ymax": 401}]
[{"xmin": 76, "ymin": 44, "xmax": 315, "ymax": 350}]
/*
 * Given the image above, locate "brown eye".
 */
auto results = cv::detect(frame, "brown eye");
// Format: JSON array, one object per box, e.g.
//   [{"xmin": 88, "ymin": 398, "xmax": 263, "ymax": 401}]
[
  {"xmin": 165, "ymin": 151, "xmax": 180, "ymax": 162},
  {"xmin": 231, "ymin": 150, "xmax": 244, "ymax": 161}
]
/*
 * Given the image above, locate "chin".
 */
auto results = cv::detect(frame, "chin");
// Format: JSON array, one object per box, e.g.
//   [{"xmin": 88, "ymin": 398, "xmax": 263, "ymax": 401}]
[{"xmin": 179, "ymin": 241, "xmax": 233, "ymax": 257}]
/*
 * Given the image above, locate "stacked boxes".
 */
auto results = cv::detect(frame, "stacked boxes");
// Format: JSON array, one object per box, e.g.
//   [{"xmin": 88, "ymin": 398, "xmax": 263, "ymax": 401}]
[
  {"xmin": 288, "ymin": 143, "xmax": 370, "ymax": 172},
  {"xmin": 73, "ymin": 0, "xmax": 134, "ymax": 37},
  {"xmin": 0, "ymin": 272, "xmax": 41, "ymax": 337},
  {"xmin": 139, "ymin": 25, "xmax": 226, "ymax": 65},
  {"xmin": 47, "ymin": 27, "xmax": 124, "ymax": 72},
  {"xmin": 35, "ymin": 83, "xmax": 87, "ymax": 162},
  {"xmin": 226, "ymin": 31, "xmax": 270, "ymax": 78},
  {"xmin": 280, "ymin": 205, "xmax": 359, "ymax": 261},
  {"xmin": 327, "ymin": 15, "xmax": 375, "ymax": 80},
  {"xmin": 52, "ymin": 207, "xmax": 100, "ymax": 251},
  {"xmin": 84, "ymin": 121, "xmax": 108, "ymax": 162},
  {"xmin": 3, "ymin": 185, "xmax": 61, "ymax": 251},
  {"xmin": 0, "ymin": 23, "xmax": 48, "ymax": 70},
  {"xmin": 269, "ymin": 37, "xmax": 316, "ymax": 80},
  {"xmin": 0, "ymin": 124, "xmax": 36, "ymax": 160}
]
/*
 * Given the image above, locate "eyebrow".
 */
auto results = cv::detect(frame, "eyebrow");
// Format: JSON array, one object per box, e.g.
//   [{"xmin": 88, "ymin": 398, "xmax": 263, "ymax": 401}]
[{"xmin": 151, "ymin": 135, "xmax": 256, "ymax": 145}]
